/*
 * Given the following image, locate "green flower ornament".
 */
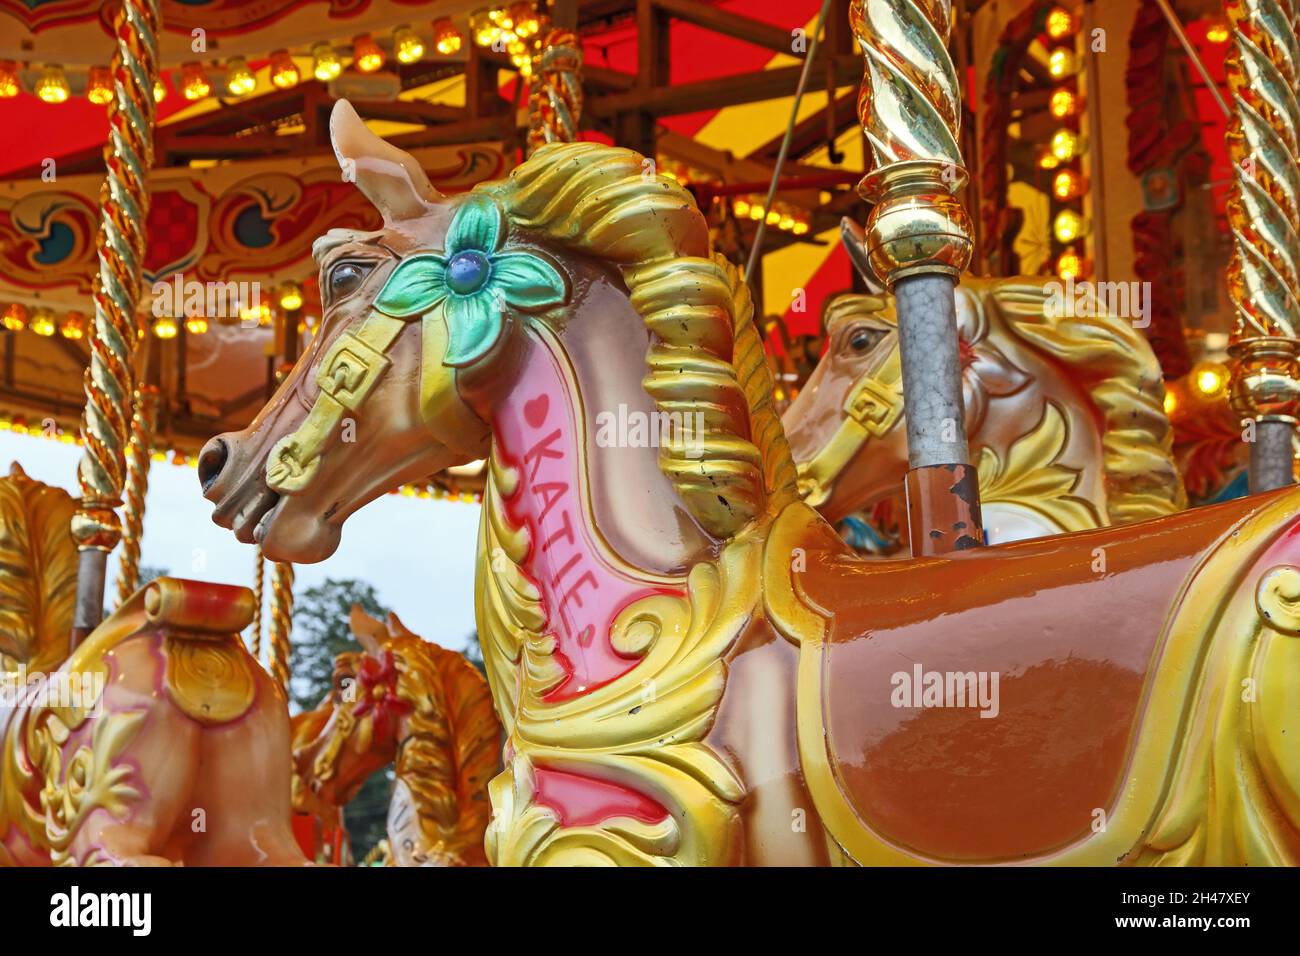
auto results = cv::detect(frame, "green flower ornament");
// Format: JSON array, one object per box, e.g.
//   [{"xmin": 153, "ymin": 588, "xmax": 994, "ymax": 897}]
[{"xmin": 373, "ymin": 196, "xmax": 568, "ymax": 367}]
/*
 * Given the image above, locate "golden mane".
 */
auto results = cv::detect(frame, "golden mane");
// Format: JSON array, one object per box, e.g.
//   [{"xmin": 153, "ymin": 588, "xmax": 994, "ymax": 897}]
[
  {"xmin": 386, "ymin": 631, "xmax": 500, "ymax": 865},
  {"xmin": 820, "ymin": 277, "xmax": 1187, "ymax": 524},
  {"xmin": 478, "ymin": 142, "xmax": 798, "ymax": 538},
  {"xmin": 986, "ymin": 278, "xmax": 1187, "ymax": 523}
]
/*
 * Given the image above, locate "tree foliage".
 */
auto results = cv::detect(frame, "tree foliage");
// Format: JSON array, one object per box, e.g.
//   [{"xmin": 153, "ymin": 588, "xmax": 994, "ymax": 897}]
[{"xmin": 290, "ymin": 577, "xmax": 390, "ymax": 858}]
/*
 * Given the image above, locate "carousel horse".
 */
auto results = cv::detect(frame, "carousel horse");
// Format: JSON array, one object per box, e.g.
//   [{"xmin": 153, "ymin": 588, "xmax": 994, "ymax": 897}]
[
  {"xmin": 291, "ymin": 606, "xmax": 500, "ymax": 866},
  {"xmin": 783, "ymin": 277, "xmax": 1187, "ymax": 542},
  {"xmin": 199, "ymin": 100, "xmax": 1300, "ymax": 865},
  {"xmin": 0, "ymin": 464, "xmax": 307, "ymax": 866}
]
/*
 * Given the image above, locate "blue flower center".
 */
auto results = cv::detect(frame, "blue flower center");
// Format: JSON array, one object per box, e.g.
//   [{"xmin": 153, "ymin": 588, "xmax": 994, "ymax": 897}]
[{"xmin": 447, "ymin": 250, "xmax": 490, "ymax": 295}]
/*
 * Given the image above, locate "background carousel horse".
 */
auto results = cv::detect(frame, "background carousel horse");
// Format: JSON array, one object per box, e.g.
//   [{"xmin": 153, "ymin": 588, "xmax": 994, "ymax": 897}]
[
  {"xmin": 199, "ymin": 100, "xmax": 1300, "ymax": 865},
  {"xmin": 783, "ymin": 274, "xmax": 1187, "ymax": 544},
  {"xmin": 0, "ymin": 463, "xmax": 307, "ymax": 866},
  {"xmin": 291, "ymin": 605, "xmax": 500, "ymax": 866}
]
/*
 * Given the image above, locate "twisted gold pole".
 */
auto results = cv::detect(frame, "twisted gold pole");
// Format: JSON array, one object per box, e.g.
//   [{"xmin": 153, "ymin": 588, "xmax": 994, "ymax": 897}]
[
  {"xmin": 113, "ymin": 384, "xmax": 158, "ymax": 607},
  {"xmin": 851, "ymin": 0, "xmax": 983, "ymax": 554},
  {"xmin": 70, "ymin": 0, "xmax": 161, "ymax": 643},
  {"xmin": 269, "ymin": 561, "xmax": 295, "ymax": 694},
  {"xmin": 1223, "ymin": 0, "xmax": 1300, "ymax": 491},
  {"xmin": 249, "ymin": 547, "xmax": 265, "ymax": 662},
  {"xmin": 526, "ymin": 28, "xmax": 583, "ymax": 155}
]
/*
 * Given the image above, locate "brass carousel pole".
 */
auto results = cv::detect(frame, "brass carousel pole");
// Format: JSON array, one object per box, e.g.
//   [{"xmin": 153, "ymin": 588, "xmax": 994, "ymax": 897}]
[
  {"xmin": 525, "ymin": 26, "xmax": 583, "ymax": 154},
  {"xmin": 249, "ymin": 547, "xmax": 265, "ymax": 662},
  {"xmin": 1223, "ymin": 0, "xmax": 1300, "ymax": 492},
  {"xmin": 113, "ymin": 382, "xmax": 159, "ymax": 606},
  {"xmin": 268, "ymin": 561, "xmax": 294, "ymax": 694},
  {"xmin": 70, "ymin": 0, "xmax": 161, "ymax": 645},
  {"xmin": 851, "ymin": 0, "xmax": 983, "ymax": 554}
]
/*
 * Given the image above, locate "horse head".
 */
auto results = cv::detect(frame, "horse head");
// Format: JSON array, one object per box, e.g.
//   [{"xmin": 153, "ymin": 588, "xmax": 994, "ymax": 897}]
[
  {"xmin": 291, "ymin": 604, "xmax": 499, "ymax": 866},
  {"xmin": 784, "ymin": 268, "xmax": 1185, "ymax": 537}
]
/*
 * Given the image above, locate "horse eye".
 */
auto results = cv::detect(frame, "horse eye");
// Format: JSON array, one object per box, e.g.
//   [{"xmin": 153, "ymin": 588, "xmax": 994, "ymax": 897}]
[
  {"xmin": 849, "ymin": 328, "xmax": 882, "ymax": 353},
  {"xmin": 328, "ymin": 262, "xmax": 369, "ymax": 301}
]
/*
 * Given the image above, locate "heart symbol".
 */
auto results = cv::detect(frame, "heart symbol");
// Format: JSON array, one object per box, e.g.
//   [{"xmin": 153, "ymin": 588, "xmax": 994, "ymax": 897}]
[{"xmin": 523, "ymin": 394, "xmax": 549, "ymax": 428}]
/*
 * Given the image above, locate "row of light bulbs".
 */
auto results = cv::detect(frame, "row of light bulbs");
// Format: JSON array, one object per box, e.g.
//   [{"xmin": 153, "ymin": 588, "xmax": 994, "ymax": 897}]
[
  {"xmin": 0, "ymin": 412, "xmax": 485, "ymax": 499},
  {"xmin": 732, "ymin": 197, "xmax": 812, "ymax": 235},
  {"xmin": 0, "ymin": 17, "xmax": 470, "ymax": 104},
  {"xmin": 470, "ymin": 4, "xmax": 545, "ymax": 77},
  {"xmin": 1035, "ymin": 7, "xmax": 1091, "ymax": 280},
  {"xmin": 2, "ymin": 285, "xmax": 316, "ymax": 340}
]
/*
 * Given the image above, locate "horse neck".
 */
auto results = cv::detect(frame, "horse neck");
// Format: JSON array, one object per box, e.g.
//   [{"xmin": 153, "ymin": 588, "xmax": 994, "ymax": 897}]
[
  {"xmin": 972, "ymin": 325, "xmax": 1109, "ymax": 532},
  {"xmin": 482, "ymin": 272, "xmax": 716, "ymax": 570}
]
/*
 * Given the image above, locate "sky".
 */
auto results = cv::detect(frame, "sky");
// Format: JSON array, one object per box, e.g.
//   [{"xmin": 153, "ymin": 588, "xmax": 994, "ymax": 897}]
[{"xmin": 0, "ymin": 429, "xmax": 482, "ymax": 654}]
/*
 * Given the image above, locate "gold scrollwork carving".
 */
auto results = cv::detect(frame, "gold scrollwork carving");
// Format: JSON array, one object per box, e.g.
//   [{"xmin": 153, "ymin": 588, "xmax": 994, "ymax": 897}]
[
  {"xmin": 163, "ymin": 637, "xmax": 256, "ymax": 725},
  {"xmin": 1256, "ymin": 564, "xmax": 1300, "ymax": 635}
]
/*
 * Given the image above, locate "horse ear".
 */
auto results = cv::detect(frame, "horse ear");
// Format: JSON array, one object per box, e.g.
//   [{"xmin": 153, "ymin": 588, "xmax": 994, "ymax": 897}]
[
  {"xmin": 840, "ymin": 218, "xmax": 886, "ymax": 295},
  {"xmin": 385, "ymin": 611, "xmax": 417, "ymax": 640},
  {"xmin": 330, "ymin": 99, "xmax": 441, "ymax": 222},
  {"xmin": 349, "ymin": 604, "xmax": 386, "ymax": 655}
]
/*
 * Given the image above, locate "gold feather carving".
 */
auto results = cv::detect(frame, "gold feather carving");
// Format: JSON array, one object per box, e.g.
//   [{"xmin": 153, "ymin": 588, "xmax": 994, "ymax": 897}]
[{"xmin": 0, "ymin": 463, "xmax": 78, "ymax": 675}]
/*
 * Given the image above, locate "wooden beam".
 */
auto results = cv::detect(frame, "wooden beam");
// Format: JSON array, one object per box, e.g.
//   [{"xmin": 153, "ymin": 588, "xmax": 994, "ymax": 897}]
[
  {"xmin": 350, "ymin": 100, "xmax": 466, "ymax": 125},
  {"xmin": 748, "ymin": 90, "xmax": 859, "ymax": 162},
  {"xmin": 591, "ymin": 54, "xmax": 861, "ymax": 119},
  {"xmin": 652, "ymin": 0, "xmax": 794, "ymax": 54}
]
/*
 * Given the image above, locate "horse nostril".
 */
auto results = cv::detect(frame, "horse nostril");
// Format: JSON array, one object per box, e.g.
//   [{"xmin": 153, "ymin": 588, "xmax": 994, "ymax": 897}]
[{"xmin": 198, "ymin": 439, "xmax": 229, "ymax": 493}]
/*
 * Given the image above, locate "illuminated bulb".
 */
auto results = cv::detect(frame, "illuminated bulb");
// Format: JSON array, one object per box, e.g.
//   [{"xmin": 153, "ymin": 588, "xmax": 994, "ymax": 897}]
[
  {"xmin": 1038, "ymin": 151, "xmax": 1061, "ymax": 170},
  {"xmin": 510, "ymin": 2, "xmax": 540, "ymax": 37},
  {"xmin": 766, "ymin": 209, "xmax": 781, "ymax": 226},
  {"xmin": 312, "ymin": 43, "xmax": 342, "ymax": 81},
  {"xmin": 153, "ymin": 77, "xmax": 167, "ymax": 103},
  {"xmin": 1053, "ymin": 209, "xmax": 1087, "ymax": 243},
  {"xmin": 60, "ymin": 311, "xmax": 86, "ymax": 340},
  {"xmin": 181, "ymin": 62, "xmax": 210, "ymax": 100},
  {"xmin": 0, "ymin": 61, "xmax": 18, "ymax": 99},
  {"xmin": 226, "ymin": 56, "xmax": 256, "ymax": 96},
  {"xmin": 1047, "ymin": 47, "xmax": 1077, "ymax": 78},
  {"xmin": 434, "ymin": 18, "xmax": 463, "ymax": 55},
  {"xmin": 35, "ymin": 65, "xmax": 70, "ymax": 104},
  {"xmin": 1049, "ymin": 86, "xmax": 1077, "ymax": 118},
  {"xmin": 152, "ymin": 317, "xmax": 178, "ymax": 339},
  {"xmin": 1056, "ymin": 248, "xmax": 1084, "ymax": 281},
  {"xmin": 749, "ymin": 204, "xmax": 764, "ymax": 221},
  {"xmin": 185, "ymin": 315, "xmax": 209, "ymax": 334},
  {"xmin": 394, "ymin": 25, "xmax": 424, "ymax": 64},
  {"xmin": 270, "ymin": 50, "xmax": 300, "ymax": 89},
  {"xmin": 278, "ymin": 283, "xmax": 303, "ymax": 311},
  {"xmin": 490, "ymin": 7, "xmax": 515, "ymax": 30},
  {"xmin": 87, "ymin": 66, "xmax": 113, "ymax": 105},
  {"xmin": 1050, "ymin": 128, "xmax": 1083, "ymax": 162},
  {"xmin": 513, "ymin": 54, "xmax": 532, "ymax": 78},
  {"xmin": 792, "ymin": 221, "xmax": 810, "ymax": 236},
  {"xmin": 779, "ymin": 214, "xmax": 796, "ymax": 231},
  {"xmin": 30, "ymin": 310, "xmax": 56, "ymax": 337},
  {"xmin": 1046, "ymin": 7, "xmax": 1078, "ymax": 40},
  {"xmin": 734, "ymin": 199, "xmax": 751, "ymax": 218},
  {"xmin": 2, "ymin": 303, "xmax": 27, "ymax": 332},
  {"xmin": 1206, "ymin": 20, "xmax": 1231, "ymax": 44},
  {"xmin": 1193, "ymin": 362, "xmax": 1228, "ymax": 397},
  {"xmin": 1052, "ymin": 168, "xmax": 1084, "ymax": 201},
  {"xmin": 354, "ymin": 34, "xmax": 385, "ymax": 73}
]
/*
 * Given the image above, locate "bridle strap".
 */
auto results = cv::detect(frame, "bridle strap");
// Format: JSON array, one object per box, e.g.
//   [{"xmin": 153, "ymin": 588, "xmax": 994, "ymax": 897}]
[
  {"xmin": 796, "ymin": 347, "xmax": 905, "ymax": 506},
  {"xmin": 266, "ymin": 310, "xmax": 410, "ymax": 495}
]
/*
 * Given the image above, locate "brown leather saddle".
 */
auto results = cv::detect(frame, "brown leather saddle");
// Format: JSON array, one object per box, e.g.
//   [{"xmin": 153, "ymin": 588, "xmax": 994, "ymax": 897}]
[{"xmin": 770, "ymin": 489, "xmax": 1291, "ymax": 863}]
